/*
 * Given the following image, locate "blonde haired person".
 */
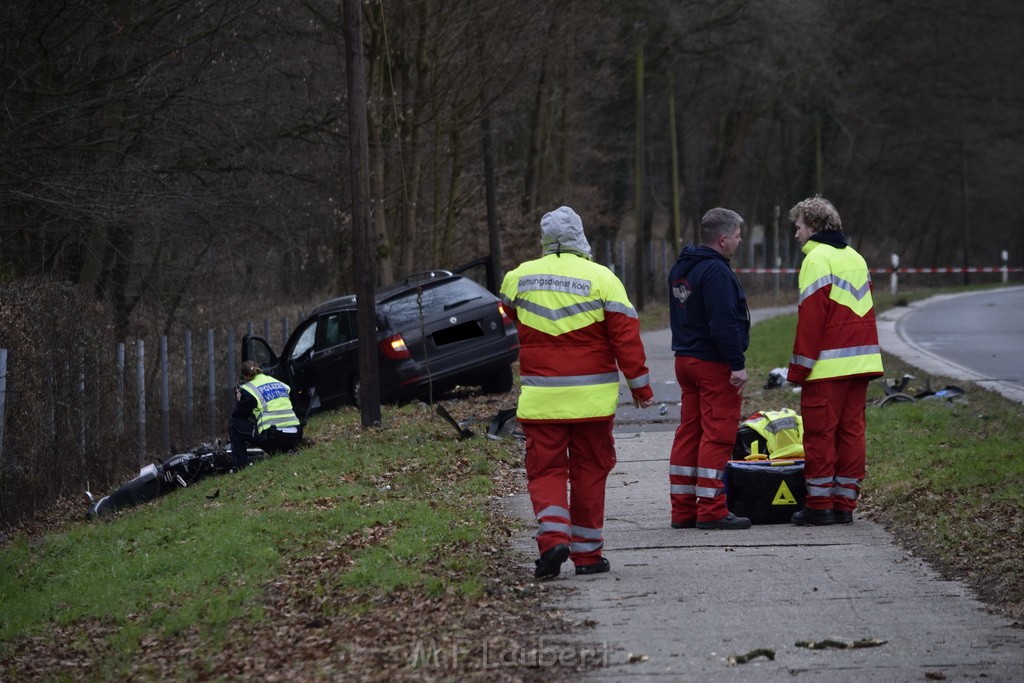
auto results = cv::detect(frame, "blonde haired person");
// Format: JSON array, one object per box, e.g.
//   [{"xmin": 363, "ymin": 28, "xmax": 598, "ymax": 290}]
[{"xmin": 787, "ymin": 197, "xmax": 883, "ymax": 525}]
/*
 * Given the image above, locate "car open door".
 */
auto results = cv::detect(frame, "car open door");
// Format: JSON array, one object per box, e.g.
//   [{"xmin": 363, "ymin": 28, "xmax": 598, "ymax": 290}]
[
  {"xmin": 451, "ymin": 255, "xmax": 497, "ymax": 294},
  {"xmin": 242, "ymin": 334, "xmax": 279, "ymax": 370}
]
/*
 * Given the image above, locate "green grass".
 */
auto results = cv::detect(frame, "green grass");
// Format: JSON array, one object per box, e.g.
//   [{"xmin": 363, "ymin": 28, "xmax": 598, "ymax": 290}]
[{"xmin": 0, "ymin": 402, "xmax": 521, "ymax": 672}]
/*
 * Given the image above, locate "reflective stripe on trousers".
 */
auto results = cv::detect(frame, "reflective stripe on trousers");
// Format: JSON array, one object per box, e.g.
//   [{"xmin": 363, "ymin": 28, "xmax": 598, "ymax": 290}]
[
  {"xmin": 524, "ymin": 420, "xmax": 615, "ymax": 566},
  {"xmin": 669, "ymin": 356, "xmax": 741, "ymax": 523},
  {"xmin": 800, "ymin": 377, "xmax": 869, "ymax": 512},
  {"xmin": 804, "ymin": 475, "xmax": 862, "ymax": 508}
]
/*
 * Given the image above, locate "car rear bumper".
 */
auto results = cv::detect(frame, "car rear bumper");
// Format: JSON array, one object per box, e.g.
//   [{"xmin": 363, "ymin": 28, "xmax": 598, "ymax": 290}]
[{"xmin": 391, "ymin": 343, "xmax": 519, "ymax": 396}]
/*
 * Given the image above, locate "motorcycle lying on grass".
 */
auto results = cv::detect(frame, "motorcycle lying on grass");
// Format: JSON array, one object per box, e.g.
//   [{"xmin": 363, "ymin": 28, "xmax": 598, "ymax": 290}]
[
  {"xmin": 84, "ymin": 441, "xmax": 267, "ymax": 520},
  {"xmin": 86, "ymin": 386, "xmax": 316, "ymax": 520}
]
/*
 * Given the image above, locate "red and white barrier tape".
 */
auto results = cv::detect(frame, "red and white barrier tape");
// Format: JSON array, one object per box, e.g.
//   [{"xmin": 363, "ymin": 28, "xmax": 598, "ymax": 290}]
[{"xmin": 733, "ymin": 266, "xmax": 1022, "ymax": 274}]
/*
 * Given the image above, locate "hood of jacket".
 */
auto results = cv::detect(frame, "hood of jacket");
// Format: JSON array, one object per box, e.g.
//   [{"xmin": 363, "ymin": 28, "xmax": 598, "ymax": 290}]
[
  {"xmin": 674, "ymin": 244, "xmax": 729, "ymax": 279},
  {"xmin": 540, "ymin": 206, "xmax": 592, "ymax": 259},
  {"xmin": 808, "ymin": 231, "xmax": 848, "ymax": 249}
]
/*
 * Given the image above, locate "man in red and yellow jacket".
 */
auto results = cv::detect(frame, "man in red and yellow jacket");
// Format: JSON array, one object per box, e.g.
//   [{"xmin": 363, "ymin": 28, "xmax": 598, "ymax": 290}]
[
  {"xmin": 500, "ymin": 206, "xmax": 654, "ymax": 579},
  {"xmin": 787, "ymin": 197, "xmax": 884, "ymax": 526}
]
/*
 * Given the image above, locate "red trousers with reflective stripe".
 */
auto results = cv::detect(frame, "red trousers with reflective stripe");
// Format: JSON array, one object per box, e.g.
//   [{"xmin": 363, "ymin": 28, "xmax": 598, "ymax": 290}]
[
  {"xmin": 800, "ymin": 377, "xmax": 869, "ymax": 512},
  {"xmin": 523, "ymin": 420, "xmax": 616, "ymax": 567},
  {"xmin": 669, "ymin": 357, "xmax": 742, "ymax": 523}
]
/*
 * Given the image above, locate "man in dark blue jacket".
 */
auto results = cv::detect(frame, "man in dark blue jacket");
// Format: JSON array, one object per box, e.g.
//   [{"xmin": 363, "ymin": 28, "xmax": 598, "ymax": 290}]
[{"xmin": 668, "ymin": 208, "xmax": 752, "ymax": 530}]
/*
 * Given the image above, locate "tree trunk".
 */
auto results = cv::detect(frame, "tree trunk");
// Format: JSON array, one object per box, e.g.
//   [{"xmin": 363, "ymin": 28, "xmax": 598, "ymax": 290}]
[
  {"xmin": 344, "ymin": 0, "xmax": 381, "ymax": 426},
  {"xmin": 633, "ymin": 32, "xmax": 645, "ymax": 311},
  {"xmin": 441, "ymin": 120, "xmax": 463, "ymax": 267},
  {"xmin": 78, "ymin": 0, "xmax": 132, "ymax": 300},
  {"xmin": 364, "ymin": 3, "xmax": 395, "ymax": 286},
  {"xmin": 668, "ymin": 72, "xmax": 683, "ymax": 252}
]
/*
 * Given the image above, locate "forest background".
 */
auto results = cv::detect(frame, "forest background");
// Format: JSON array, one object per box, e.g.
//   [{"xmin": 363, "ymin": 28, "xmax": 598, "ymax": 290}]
[{"xmin": 1, "ymin": 0, "xmax": 1023, "ymax": 525}]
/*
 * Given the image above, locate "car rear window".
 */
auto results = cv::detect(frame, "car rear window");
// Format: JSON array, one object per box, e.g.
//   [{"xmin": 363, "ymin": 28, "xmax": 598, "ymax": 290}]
[{"xmin": 378, "ymin": 278, "xmax": 489, "ymax": 329}]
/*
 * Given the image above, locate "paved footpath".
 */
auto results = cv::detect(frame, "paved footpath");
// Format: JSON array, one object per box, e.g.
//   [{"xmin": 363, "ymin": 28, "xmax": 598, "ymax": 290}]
[{"xmin": 506, "ymin": 303, "xmax": 1024, "ymax": 681}]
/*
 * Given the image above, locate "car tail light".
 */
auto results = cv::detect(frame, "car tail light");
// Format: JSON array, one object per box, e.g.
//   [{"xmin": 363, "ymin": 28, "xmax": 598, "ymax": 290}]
[
  {"xmin": 498, "ymin": 302, "xmax": 514, "ymax": 326},
  {"xmin": 380, "ymin": 333, "xmax": 411, "ymax": 360}
]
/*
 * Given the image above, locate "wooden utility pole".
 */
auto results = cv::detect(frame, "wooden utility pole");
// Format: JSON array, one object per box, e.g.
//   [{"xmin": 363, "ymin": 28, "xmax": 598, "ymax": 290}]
[
  {"xmin": 482, "ymin": 114, "xmax": 503, "ymax": 288},
  {"xmin": 480, "ymin": 73, "xmax": 503, "ymax": 287},
  {"xmin": 772, "ymin": 204, "xmax": 781, "ymax": 296},
  {"xmin": 633, "ymin": 26, "xmax": 645, "ymax": 310},
  {"xmin": 668, "ymin": 71, "xmax": 682, "ymax": 253},
  {"xmin": 814, "ymin": 114, "xmax": 823, "ymax": 195},
  {"xmin": 344, "ymin": 0, "xmax": 380, "ymax": 427}
]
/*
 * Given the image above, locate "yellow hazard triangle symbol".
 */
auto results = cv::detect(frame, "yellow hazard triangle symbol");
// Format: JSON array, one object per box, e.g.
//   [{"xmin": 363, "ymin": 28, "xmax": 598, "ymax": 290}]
[{"xmin": 772, "ymin": 481, "xmax": 799, "ymax": 506}]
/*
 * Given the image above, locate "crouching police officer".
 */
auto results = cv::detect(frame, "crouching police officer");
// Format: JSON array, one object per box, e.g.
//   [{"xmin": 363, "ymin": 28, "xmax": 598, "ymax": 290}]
[{"xmin": 228, "ymin": 360, "xmax": 302, "ymax": 468}]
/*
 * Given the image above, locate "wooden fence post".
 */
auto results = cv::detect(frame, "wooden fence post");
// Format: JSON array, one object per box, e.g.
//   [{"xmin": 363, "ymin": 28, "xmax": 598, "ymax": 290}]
[
  {"xmin": 184, "ymin": 330, "xmax": 194, "ymax": 444},
  {"xmin": 0, "ymin": 348, "xmax": 6, "ymax": 460},
  {"xmin": 226, "ymin": 328, "xmax": 236, "ymax": 407},
  {"xmin": 160, "ymin": 336, "xmax": 170, "ymax": 455},
  {"xmin": 206, "ymin": 329, "xmax": 216, "ymax": 438},
  {"xmin": 136, "ymin": 340, "xmax": 146, "ymax": 466},
  {"xmin": 77, "ymin": 344, "xmax": 85, "ymax": 468},
  {"xmin": 116, "ymin": 343, "xmax": 125, "ymax": 436}
]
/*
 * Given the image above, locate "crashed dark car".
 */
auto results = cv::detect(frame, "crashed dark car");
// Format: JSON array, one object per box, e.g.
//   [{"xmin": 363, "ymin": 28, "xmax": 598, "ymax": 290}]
[{"xmin": 242, "ymin": 266, "xmax": 519, "ymax": 410}]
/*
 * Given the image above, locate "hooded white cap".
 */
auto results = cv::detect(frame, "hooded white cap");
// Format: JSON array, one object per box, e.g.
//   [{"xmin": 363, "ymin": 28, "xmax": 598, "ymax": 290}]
[{"xmin": 540, "ymin": 206, "xmax": 592, "ymax": 258}]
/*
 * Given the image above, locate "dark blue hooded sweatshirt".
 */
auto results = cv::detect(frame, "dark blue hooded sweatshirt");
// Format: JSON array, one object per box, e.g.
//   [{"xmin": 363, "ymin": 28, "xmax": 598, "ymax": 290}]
[{"xmin": 668, "ymin": 245, "xmax": 750, "ymax": 370}]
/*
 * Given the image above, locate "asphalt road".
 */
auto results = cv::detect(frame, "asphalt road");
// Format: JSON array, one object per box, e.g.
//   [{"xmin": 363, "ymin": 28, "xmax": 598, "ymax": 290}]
[{"xmin": 884, "ymin": 286, "xmax": 1024, "ymax": 404}]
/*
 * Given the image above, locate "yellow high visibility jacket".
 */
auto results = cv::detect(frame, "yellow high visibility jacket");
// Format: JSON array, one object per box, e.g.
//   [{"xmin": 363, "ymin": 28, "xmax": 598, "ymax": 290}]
[
  {"xmin": 788, "ymin": 237, "xmax": 884, "ymax": 384},
  {"xmin": 499, "ymin": 253, "xmax": 652, "ymax": 422},
  {"xmin": 240, "ymin": 374, "xmax": 301, "ymax": 434},
  {"xmin": 741, "ymin": 409, "xmax": 805, "ymax": 460}
]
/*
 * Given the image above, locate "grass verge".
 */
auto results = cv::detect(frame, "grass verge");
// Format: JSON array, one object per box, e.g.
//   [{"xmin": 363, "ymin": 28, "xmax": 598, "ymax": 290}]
[{"xmin": 0, "ymin": 397, "xmax": 580, "ymax": 680}]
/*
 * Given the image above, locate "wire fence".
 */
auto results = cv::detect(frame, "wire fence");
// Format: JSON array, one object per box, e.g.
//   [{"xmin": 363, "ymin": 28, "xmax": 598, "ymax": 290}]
[{"xmin": 0, "ymin": 314, "xmax": 300, "ymax": 528}]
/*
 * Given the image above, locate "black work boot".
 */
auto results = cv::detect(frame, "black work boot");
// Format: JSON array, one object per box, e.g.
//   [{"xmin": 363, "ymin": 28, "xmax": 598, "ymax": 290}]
[
  {"xmin": 534, "ymin": 543, "xmax": 570, "ymax": 580},
  {"xmin": 696, "ymin": 512, "xmax": 752, "ymax": 530},
  {"xmin": 792, "ymin": 508, "xmax": 835, "ymax": 526},
  {"xmin": 834, "ymin": 510, "xmax": 854, "ymax": 525},
  {"xmin": 575, "ymin": 557, "xmax": 611, "ymax": 575}
]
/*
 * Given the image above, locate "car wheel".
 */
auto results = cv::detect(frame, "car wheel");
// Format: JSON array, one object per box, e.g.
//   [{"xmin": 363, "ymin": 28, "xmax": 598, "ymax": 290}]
[
  {"xmin": 349, "ymin": 374, "xmax": 361, "ymax": 409},
  {"xmin": 480, "ymin": 365, "xmax": 514, "ymax": 394}
]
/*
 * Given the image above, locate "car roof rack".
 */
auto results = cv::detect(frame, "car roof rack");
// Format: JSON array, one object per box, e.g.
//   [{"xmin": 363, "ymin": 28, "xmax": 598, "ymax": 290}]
[
  {"xmin": 374, "ymin": 269, "xmax": 455, "ymax": 299},
  {"xmin": 309, "ymin": 294, "xmax": 357, "ymax": 315},
  {"xmin": 396, "ymin": 269, "xmax": 454, "ymax": 287},
  {"xmin": 310, "ymin": 270, "xmax": 458, "ymax": 314}
]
